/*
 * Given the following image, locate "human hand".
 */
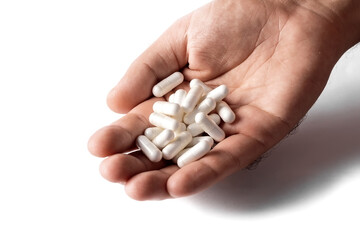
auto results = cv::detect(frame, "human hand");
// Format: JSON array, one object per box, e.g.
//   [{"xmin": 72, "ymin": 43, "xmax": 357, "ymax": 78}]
[{"xmin": 88, "ymin": 0, "xmax": 360, "ymax": 200}]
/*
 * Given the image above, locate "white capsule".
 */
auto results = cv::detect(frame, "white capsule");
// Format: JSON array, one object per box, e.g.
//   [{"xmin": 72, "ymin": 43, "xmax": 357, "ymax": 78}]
[
  {"xmin": 162, "ymin": 131, "xmax": 192, "ymax": 160},
  {"xmin": 172, "ymin": 148, "xmax": 190, "ymax": 164},
  {"xmin": 168, "ymin": 93, "xmax": 175, "ymax": 103},
  {"xmin": 195, "ymin": 112, "xmax": 225, "ymax": 142},
  {"xmin": 149, "ymin": 112, "xmax": 180, "ymax": 131},
  {"xmin": 209, "ymin": 113, "xmax": 221, "ymax": 125},
  {"xmin": 176, "ymin": 122, "xmax": 186, "ymax": 133},
  {"xmin": 187, "ymin": 122, "xmax": 204, "ymax": 137},
  {"xmin": 187, "ymin": 136, "xmax": 214, "ymax": 148},
  {"xmin": 152, "ymin": 72, "xmax": 184, "ymax": 97},
  {"xmin": 152, "ymin": 129, "xmax": 175, "ymax": 149},
  {"xmin": 183, "ymin": 98, "xmax": 216, "ymax": 124},
  {"xmin": 177, "ymin": 141, "xmax": 212, "ymax": 168},
  {"xmin": 144, "ymin": 127, "xmax": 163, "ymax": 140},
  {"xmin": 153, "ymin": 101, "xmax": 180, "ymax": 116},
  {"xmin": 187, "ymin": 114, "xmax": 221, "ymax": 136},
  {"xmin": 206, "ymin": 85, "xmax": 229, "ymax": 102},
  {"xmin": 136, "ymin": 135, "xmax": 162, "ymax": 162},
  {"xmin": 173, "ymin": 89, "xmax": 187, "ymax": 105},
  {"xmin": 181, "ymin": 85, "xmax": 204, "ymax": 113},
  {"xmin": 216, "ymin": 101, "xmax": 236, "ymax": 123},
  {"xmin": 173, "ymin": 109, "xmax": 184, "ymax": 122},
  {"xmin": 190, "ymin": 79, "xmax": 212, "ymax": 93}
]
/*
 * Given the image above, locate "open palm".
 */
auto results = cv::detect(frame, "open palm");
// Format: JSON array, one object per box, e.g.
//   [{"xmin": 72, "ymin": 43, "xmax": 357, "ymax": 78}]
[{"xmin": 88, "ymin": 0, "xmax": 349, "ymax": 200}]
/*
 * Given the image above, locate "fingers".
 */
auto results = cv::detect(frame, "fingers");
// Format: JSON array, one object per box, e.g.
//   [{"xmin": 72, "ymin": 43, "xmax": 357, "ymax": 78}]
[
  {"xmin": 99, "ymin": 151, "xmax": 168, "ymax": 184},
  {"xmin": 105, "ymin": 133, "xmax": 265, "ymax": 200},
  {"xmin": 107, "ymin": 16, "xmax": 190, "ymax": 113},
  {"xmin": 114, "ymin": 132, "xmax": 267, "ymax": 200},
  {"xmin": 125, "ymin": 165, "xmax": 179, "ymax": 201},
  {"xmin": 88, "ymin": 98, "xmax": 158, "ymax": 157}
]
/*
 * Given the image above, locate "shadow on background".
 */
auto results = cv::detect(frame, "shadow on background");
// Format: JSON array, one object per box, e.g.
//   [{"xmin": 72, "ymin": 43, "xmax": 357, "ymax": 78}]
[{"xmin": 189, "ymin": 105, "xmax": 360, "ymax": 214}]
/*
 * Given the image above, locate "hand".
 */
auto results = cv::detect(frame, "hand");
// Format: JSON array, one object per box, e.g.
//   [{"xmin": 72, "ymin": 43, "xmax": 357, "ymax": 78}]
[{"xmin": 88, "ymin": 0, "xmax": 359, "ymax": 200}]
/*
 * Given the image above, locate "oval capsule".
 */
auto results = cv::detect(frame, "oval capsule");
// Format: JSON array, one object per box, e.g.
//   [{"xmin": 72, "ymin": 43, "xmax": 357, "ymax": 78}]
[
  {"xmin": 153, "ymin": 101, "xmax": 180, "ymax": 116},
  {"xmin": 181, "ymin": 85, "xmax": 203, "ymax": 113},
  {"xmin": 136, "ymin": 135, "xmax": 162, "ymax": 162},
  {"xmin": 216, "ymin": 101, "xmax": 236, "ymax": 123},
  {"xmin": 195, "ymin": 112, "xmax": 225, "ymax": 142},
  {"xmin": 149, "ymin": 112, "xmax": 180, "ymax": 131},
  {"xmin": 206, "ymin": 85, "xmax": 229, "ymax": 102},
  {"xmin": 152, "ymin": 72, "xmax": 184, "ymax": 97},
  {"xmin": 152, "ymin": 129, "xmax": 175, "ymax": 149},
  {"xmin": 177, "ymin": 140, "xmax": 212, "ymax": 168},
  {"xmin": 162, "ymin": 131, "xmax": 192, "ymax": 160}
]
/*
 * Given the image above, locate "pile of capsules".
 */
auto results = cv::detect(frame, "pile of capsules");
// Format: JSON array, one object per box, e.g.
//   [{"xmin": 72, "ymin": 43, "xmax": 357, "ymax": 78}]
[{"xmin": 135, "ymin": 71, "xmax": 235, "ymax": 168}]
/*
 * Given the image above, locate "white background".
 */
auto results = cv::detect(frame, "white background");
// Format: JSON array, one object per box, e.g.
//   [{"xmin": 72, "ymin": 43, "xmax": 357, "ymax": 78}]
[{"xmin": 1, "ymin": 1, "xmax": 359, "ymax": 239}]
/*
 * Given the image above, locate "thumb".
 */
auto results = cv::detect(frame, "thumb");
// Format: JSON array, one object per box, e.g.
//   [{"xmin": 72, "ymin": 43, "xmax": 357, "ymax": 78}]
[{"xmin": 107, "ymin": 16, "xmax": 190, "ymax": 113}]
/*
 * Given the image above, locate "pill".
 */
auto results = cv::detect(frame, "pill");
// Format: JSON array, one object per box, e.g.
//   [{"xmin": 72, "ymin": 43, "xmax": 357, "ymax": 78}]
[
  {"xmin": 195, "ymin": 112, "xmax": 225, "ymax": 142},
  {"xmin": 172, "ymin": 148, "xmax": 190, "ymax": 164},
  {"xmin": 153, "ymin": 101, "xmax": 180, "ymax": 116},
  {"xmin": 183, "ymin": 97, "xmax": 216, "ymax": 124},
  {"xmin": 144, "ymin": 127, "xmax": 163, "ymax": 140},
  {"xmin": 176, "ymin": 122, "xmax": 186, "ymax": 133},
  {"xmin": 149, "ymin": 112, "xmax": 180, "ymax": 131},
  {"xmin": 168, "ymin": 93, "xmax": 175, "ymax": 103},
  {"xmin": 172, "ymin": 89, "xmax": 187, "ymax": 121},
  {"xmin": 136, "ymin": 135, "xmax": 162, "ymax": 162},
  {"xmin": 181, "ymin": 85, "xmax": 204, "ymax": 113},
  {"xmin": 216, "ymin": 101, "xmax": 236, "ymax": 123},
  {"xmin": 177, "ymin": 140, "xmax": 212, "ymax": 168},
  {"xmin": 152, "ymin": 129, "xmax": 175, "ymax": 149},
  {"xmin": 187, "ymin": 114, "xmax": 221, "ymax": 136},
  {"xmin": 189, "ymin": 79, "xmax": 212, "ymax": 93},
  {"xmin": 208, "ymin": 113, "xmax": 221, "ymax": 125},
  {"xmin": 173, "ymin": 89, "xmax": 187, "ymax": 105},
  {"xmin": 162, "ymin": 131, "xmax": 192, "ymax": 160},
  {"xmin": 187, "ymin": 136, "xmax": 214, "ymax": 148},
  {"xmin": 187, "ymin": 122, "xmax": 204, "ymax": 137},
  {"xmin": 206, "ymin": 84, "xmax": 229, "ymax": 102},
  {"xmin": 173, "ymin": 109, "xmax": 184, "ymax": 122},
  {"xmin": 152, "ymin": 72, "xmax": 184, "ymax": 97}
]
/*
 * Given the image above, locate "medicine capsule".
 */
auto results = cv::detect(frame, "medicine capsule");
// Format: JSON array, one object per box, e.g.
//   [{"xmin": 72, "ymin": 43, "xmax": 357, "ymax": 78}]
[
  {"xmin": 177, "ymin": 140, "xmax": 212, "ymax": 168},
  {"xmin": 173, "ymin": 89, "xmax": 187, "ymax": 105},
  {"xmin": 181, "ymin": 85, "xmax": 204, "ymax": 113},
  {"xmin": 216, "ymin": 101, "xmax": 236, "ymax": 123},
  {"xmin": 136, "ymin": 135, "xmax": 162, "ymax": 162},
  {"xmin": 173, "ymin": 109, "xmax": 184, "ymax": 122},
  {"xmin": 172, "ymin": 148, "xmax": 190, "ymax": 164},
  {"xmin": 206, "ymin": 84, "xmax": 229, "ymax": 102},
  {"xmin": 152, "ymin": 129, "xmax": 175, "ymax": 149},
  {"xmin": 183, "ymin": 97, "xmax": 216, "ymax": 124},
  {"xmin": 187, "ymin": 136, "xmax": 214, "ymax": 148},
  {"xmin": 149, "ymin": 112, "xmax": 180, "ymax": 131},
  {"xmin": 153, "ymin": 101, "xmax": 180, "ymax": 116},
  {"xmin": 162, "ymin": 131, "xmax": 192, "ymax": 160},
  {"xmin": 152, "ymin": 72, "xmax": 184, "ymax": 97},
  {"xmin": 187, "ymin": 114, "xmax": 221, "ymax": 137},
  {"xmin": 189, "ymin": 79, "xmax": 212, "ymax": 93},
  {"xmin": 168, "ymin": 93, "xmax": 175, "ymax": 103},
  {"xmin": 187, "ymin": 122, "xmax": 204, "ymax": 137},
  {"xmin": 144, "ymin": 127, "xmax": 163, "ymax": 140},
  {"xmin": 208, "ymin": 113, "xmax": 221, "ymax": 125},
  {"xmin": 176, "ymin": 122, "xmax": 186, "ymax": 133},
  {"xmin": 195, "ymin": 112, "xmax": 225, "ymax": 142}
]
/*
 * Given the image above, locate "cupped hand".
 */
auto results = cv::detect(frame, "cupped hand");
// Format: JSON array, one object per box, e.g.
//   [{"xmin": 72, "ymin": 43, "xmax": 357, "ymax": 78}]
[{"xmin": 88, "ymin": 0, "xmax": 350, "ymax": 200}]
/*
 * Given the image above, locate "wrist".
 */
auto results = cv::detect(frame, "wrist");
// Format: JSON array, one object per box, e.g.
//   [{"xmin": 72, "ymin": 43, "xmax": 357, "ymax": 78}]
[{"xmin": 292, "ymin": 0, "xmax": 360, "ymax": 48}]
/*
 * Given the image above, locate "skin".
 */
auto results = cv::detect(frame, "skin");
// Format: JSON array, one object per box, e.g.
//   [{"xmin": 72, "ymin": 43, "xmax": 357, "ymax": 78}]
[{"xmin": 88, "ymin": 0, "xmax": 360, "ymax": 200}]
